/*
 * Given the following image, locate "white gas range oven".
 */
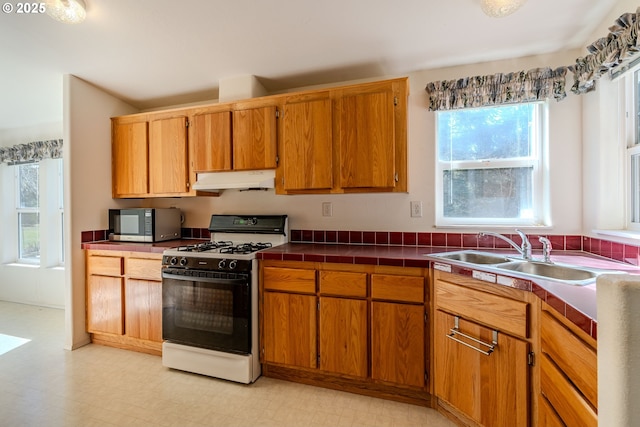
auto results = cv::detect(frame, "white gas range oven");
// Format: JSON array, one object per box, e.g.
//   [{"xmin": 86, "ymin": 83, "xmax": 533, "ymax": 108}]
[{"xmin": 161, "ymin": 214, "xmax": 288, "ymax": 383}]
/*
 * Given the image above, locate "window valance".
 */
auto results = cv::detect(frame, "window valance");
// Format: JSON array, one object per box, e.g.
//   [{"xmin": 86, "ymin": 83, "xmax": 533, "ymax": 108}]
[
  {"xmin": 424, "ymin": 67, "xmax": 568, "ymax": 111},
  {"xmin": 570, "ymin": 8, "xmax": 640, "ymax": 94},
  {"xmin": 0, "ymin": 139, "xmax": 63, "ymax": 165}
]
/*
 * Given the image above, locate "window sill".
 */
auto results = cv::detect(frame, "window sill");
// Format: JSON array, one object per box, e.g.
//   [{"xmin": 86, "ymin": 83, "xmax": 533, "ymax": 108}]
[
  {"xmin": 4, "ymin": 262, "xmax": 39, "ymax": 268},
  {"xmin": 593, "ymin": 229, "xmax": 640, "ymax": 242}
]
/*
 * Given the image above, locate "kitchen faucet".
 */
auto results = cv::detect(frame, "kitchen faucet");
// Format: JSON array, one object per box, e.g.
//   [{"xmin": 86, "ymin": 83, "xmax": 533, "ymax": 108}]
[
  {"xmin": 477, "ymin": 229, "xmax": 533, "ymax": 260},
  {"xmin": 538, "ymin": 236, "xmax": 553, "ymax": 263}
]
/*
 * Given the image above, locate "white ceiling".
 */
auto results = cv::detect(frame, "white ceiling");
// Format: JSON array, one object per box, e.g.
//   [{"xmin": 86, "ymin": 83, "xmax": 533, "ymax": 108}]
[{"xmin": 0, "ymin": 0, "xmax": 618, "ymax": 131}]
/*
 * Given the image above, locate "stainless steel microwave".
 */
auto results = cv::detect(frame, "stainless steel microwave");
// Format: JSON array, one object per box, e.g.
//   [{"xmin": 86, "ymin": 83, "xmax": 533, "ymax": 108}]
[{"xmin": 109, "ymin": 208, "xmax": 181, "ymax": 242}]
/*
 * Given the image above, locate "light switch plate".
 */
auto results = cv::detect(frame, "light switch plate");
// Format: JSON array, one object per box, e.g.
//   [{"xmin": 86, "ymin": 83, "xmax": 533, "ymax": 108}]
[{"xmin": 322, "ymin": 202, "xmax": 333, "ymax": 217}]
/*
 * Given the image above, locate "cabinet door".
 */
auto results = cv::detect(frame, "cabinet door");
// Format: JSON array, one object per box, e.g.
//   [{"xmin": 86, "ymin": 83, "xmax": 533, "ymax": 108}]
[
  {"xmin": 192, "ymin": 111, "xmax": 232, "ymax": 172},
  {"xmin": 539, "ymin": 307, "xmax": 597, "ymax": 427},
  {"xmin": 125, "ymin": 278, "xmax": 162, "ymax": 342},
  {"xmin": 434, "ymin": 310, "xmax": 529, "ymax": 427},
  {"xmin": 232, "ymin": 106, "xmax": 277, "ymax": 170},
  {"xmin": 149, "ymin": 116, "xmax": 189, "ymax": 194},
  {"xmin": 371, "ymin": 301, "xmax": 425, "ymax": 387},
  {"xmin": 263, "ymin": 292, "xmax": 317, "ymax": 368},
  {"xmin": 112, "ymin": 119, "xmax": 149, "ymax": 197},
  {"xmin": 280, "ymin": 97, "xmax": 333, "ymax": 191},
  {"xmin": 539, "ymin": 395, "xmax": 567, "ymax": 427},
  {"xmin": 336, "ymin": 86, "xmax": 396, "ymax": 189},
  {"xmin": 87, "ymin": 275, "xmax": 124, "ymax": 335},
  {"xmin": 319, "ymin": 296, "xmax": 367, "ymax": 377}
]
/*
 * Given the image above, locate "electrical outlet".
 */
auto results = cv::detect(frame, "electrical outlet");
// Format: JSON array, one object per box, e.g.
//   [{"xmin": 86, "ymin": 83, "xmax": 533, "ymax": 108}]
[
  {"xmin": 410, "ymin": 201, "xmax": 423, "ymax": 218},
  {"xmin": 322, "ymin": 202, "xmax": 333, "ymax": 217}
]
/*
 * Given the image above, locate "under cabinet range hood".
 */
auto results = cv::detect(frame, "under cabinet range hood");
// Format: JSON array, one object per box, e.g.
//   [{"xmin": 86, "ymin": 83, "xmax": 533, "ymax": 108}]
[{"xmin": 192, "ymin": 170, "xmax": 275, "ymax": 192}]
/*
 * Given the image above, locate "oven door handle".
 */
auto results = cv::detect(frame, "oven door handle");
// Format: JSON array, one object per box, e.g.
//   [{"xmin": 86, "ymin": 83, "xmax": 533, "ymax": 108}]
[{"xmin": 162, "ymin": 272, "xmax": 249, "ymax": 286}]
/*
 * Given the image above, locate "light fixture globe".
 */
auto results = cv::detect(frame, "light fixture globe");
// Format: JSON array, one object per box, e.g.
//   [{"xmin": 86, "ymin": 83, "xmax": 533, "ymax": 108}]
[
  {"xmin": 46, "ymin": 0, "xmax": 86, "ymax": 24},
  {"xmin": 480, "ymin": 0, "xmax": 526, "ymax": 18}
]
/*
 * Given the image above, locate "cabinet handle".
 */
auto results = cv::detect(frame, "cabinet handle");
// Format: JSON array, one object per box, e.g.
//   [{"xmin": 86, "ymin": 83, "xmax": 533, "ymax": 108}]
[{"xmin": 446, "ymin": 316, "xmax": 498, "ymax": 356}]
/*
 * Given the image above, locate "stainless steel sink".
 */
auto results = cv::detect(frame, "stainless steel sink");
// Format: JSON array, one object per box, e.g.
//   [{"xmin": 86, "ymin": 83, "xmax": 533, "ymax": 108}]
[
  {"xmin": 430, "ymin": 250, "xmax": 512, "ymax": 265},
  {"xmin": 429, "ymin": 250, "xmax": 607, "ymax": 285},
  {"xmin": 496, "ymin": 261, "xmax": 598, "ymax": 282}
]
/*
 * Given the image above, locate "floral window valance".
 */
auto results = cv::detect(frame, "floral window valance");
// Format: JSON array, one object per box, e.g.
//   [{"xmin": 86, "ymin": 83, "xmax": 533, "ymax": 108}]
[
  {"xmin": 570, "ymin": 7, "xmax": 640, "ymax": 94},
  {"xmin": 0, "ymin": 139, "xmax": 63, "ymax": 165},
  {"xmin": 424, "ymin": 67, "xmax": 568, "ymax": 111}
]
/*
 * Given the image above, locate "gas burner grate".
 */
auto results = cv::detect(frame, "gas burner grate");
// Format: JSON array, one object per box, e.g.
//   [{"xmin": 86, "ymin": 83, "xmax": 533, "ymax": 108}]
[
  {"xmin": 177, "ymin": 241, "xmax": 233, "ymax": 252},
  {"xmin": 220, "ymin": 242, "xmax": 273, "ymax": 255}
]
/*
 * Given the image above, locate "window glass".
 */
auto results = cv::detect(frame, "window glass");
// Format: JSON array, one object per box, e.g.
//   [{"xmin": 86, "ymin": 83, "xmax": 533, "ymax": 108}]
[
  {"xmin": 17, "ymin": 163, "xmax": 40, "ymax": 262},
  {"xmin": 436, "ymin": 102, "xmax": 547, "ymax": 226}
]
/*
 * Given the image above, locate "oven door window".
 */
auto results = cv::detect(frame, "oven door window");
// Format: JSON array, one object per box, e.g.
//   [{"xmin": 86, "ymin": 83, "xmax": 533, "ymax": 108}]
[{"xmin": 162, "ymin": 273, "xmax": 250, "ymax": 355}]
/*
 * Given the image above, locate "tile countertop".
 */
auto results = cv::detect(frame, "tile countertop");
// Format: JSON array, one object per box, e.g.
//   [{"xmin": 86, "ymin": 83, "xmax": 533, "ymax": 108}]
[
  {"xmin": 81, "ymin": 238, "xmax": 209, "ymax": 254},
  {"xmin": 258, "ymin": 243, "xmax": 640, "ymax": 337}
]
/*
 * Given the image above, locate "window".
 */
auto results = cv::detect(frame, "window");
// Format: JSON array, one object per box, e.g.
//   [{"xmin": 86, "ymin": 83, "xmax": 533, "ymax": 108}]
[
  {"xmin": 4, "ymin": 158, "xmax": 64, "ymax": 266},
  {"xmin": 16, "ymin": 163, "xmax": 40, "ymax": 262},
  {"xmin": 435, "ymin": 102, "xmax": 549, "ymax": 226},
  {"xmin": 627, "ymin": 66, "xmax": 640, "ymax": 230}
]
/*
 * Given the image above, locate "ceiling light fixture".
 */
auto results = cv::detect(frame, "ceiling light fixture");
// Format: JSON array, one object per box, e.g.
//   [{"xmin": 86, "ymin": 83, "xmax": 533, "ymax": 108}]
[
  {"xmin": 480, "ymin": 0, "xmax": 526, "ymax": 18},
  {"xmin": 46, "ymin": 0, "xmax": 86, "ymax": 24}
]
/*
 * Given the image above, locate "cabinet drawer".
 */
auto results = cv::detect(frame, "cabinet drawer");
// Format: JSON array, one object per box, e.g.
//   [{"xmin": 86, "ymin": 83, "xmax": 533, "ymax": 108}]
[
  {"xmin": 371, "ymin": 274, "xmax": 424, "ymax": 303},
  {"xmin": 87, "ymin": 255, "xmax": 123, "ymax": 276},
  {"xmin": 319, "ymin": 271, "xmax": 367, "ymax": 298},
  {"xmin": 541, "ymin": 309, "xmax": 597, "ymax": 408},
  {"xmin": 263, "ymin": 267, "xmax": 316, "ymax": 294},
  {"xmin": 541, "ymin": 354, "xmax": 597, "ymax": 427},
  {"xmin": 127, "ymin": 257, "xmax": 162, "ymax": 281},
  {"xmin": 435, "ymin": 279, "xmax": 528, "ymax": 338}
]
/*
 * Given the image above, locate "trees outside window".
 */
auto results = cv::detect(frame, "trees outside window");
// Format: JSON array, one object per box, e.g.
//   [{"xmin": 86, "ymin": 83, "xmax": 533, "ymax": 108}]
[
  {"xmin": 435, "ymin": 102, "xmax": 549, "ymax": 226},
  {"xmin": 17, "ymin": 163, "xmax": 40, "ymax": 262}
]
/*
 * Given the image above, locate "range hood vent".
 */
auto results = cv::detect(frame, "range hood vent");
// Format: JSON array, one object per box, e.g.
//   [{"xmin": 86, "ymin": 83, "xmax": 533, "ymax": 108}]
[{"xmin": 192, "ymin": 170, "xmax": 275, "ymax": 192}]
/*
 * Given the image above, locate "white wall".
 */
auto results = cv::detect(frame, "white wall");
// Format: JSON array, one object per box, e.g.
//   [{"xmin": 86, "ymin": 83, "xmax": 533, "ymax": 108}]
[
  {"xmin": 0, "ymin": 123, "xmax": 65, "ymax": 308},
  {"xmin": 581, "ymin": 0, "xmax": 635, "ymax": 236},
  {"xmin": 138, "ymin": 51, "xmax": 584, "ymax": 236},
  {"xmin": 63, "ymin": 75, "xmax": 139, "ymax": 350}
]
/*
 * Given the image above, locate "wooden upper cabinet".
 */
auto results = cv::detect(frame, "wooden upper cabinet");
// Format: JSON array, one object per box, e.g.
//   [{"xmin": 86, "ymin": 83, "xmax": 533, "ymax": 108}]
[
  {"xmin": 192, "ymin": 111, "xmax": 232, "ymax": 172},
  {"xmin": 149, "ymin": 115, "xmax": 189, "ymax": 194},
  {"xmin": 280, "ymin": 96, "xmax": 333, "ymax": 191},
  {"xmin": 112, "ymin": 119, "xmax": 149, "ymax": 197},
  {"xmin": 232, "ymin": 106, "xmax": 277, "ymax": 170},
  {"xmin": 336, "ymin": 85, "xmax": 396, "ymax": 189}
]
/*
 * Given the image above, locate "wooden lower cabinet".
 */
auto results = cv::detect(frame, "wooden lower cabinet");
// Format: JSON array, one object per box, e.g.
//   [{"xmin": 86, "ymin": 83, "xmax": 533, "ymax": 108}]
[
  {"xmin": 538, "ymin": 302, "xmax": 597, "ymax": 427},
  {"xmin": 319, "ymin": 296, "xmax": 367, "ymax": 377},
  {"xmin": 434, "ymin": 310, "xmax": 529, "ymax": 427},
  {"xmin": 433, "ymin": 270, "xmax": 533, "ymax": 427},
  {"xmin": 125, "ymin": 278, "xmax": 162, "ymax": 342},
  {"xmin": 86, "ymin": 275, "xmax": 124, "ymax": 335},
  {"xmin": 85, "ymin": 250, "xmax": 163, "ymax": 355},
  {"xmin": 260, "ymin": 260, "xmax": 430, "ymax": 406},
  {"xmin": 371, "ymin": 301, "xmax": 425, "ymax": 387},
  {"xmin": 263, "ymin": 291, "xmax": 317, "ymax": 369}
]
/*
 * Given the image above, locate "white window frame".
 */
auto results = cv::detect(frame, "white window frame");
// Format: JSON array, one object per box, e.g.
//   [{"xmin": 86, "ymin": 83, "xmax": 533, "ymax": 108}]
[
  {"xmin": 15, "ymin": 162, "xmax": 40, "ymax": 264},
  {"xmin": 435, "ymin": 102, "xmax": 550, "ymax": 227},
  {"xmin": 4, "ymin": 158, "xmax": 65, "ymax": 267},
  {"xmin": 625, "ymin": 64, "xmax": 640, "ymax": 231}
]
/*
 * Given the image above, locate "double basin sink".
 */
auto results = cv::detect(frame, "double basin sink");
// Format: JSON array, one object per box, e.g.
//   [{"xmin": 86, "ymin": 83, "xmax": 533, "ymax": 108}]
[{"xmin": 430, "ymin": 250, "xmax": 605, "ymax": 285}]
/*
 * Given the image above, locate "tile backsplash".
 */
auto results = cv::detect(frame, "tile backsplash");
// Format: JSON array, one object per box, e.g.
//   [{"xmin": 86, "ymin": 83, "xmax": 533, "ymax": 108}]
[{"xmin": 80, "ymin": 227, "xmax": 639, "ymax": 266}]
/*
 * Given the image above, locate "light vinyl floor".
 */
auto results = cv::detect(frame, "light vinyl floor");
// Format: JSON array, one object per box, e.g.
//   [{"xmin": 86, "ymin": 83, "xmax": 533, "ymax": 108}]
[{"xmin": 0, "ymin": 301, "xmax": 456, "ymax": 427}]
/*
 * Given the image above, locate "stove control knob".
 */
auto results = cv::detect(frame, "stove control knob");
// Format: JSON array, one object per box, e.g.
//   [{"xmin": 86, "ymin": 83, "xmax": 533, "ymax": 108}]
[
  {"xmin": 218, "ymin": 259, "xmax": 227, "ymax": 269},
  {"xmin": 179, "ymin": 257, "xmax": 188, "ymax": 266},
  {"xmin": 229, "ymin": 260, "xmax": 238, "ymax": 270},
  {"xmin": 169, "ymin": 257, "xmax": 178, "ymax": 266}
]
